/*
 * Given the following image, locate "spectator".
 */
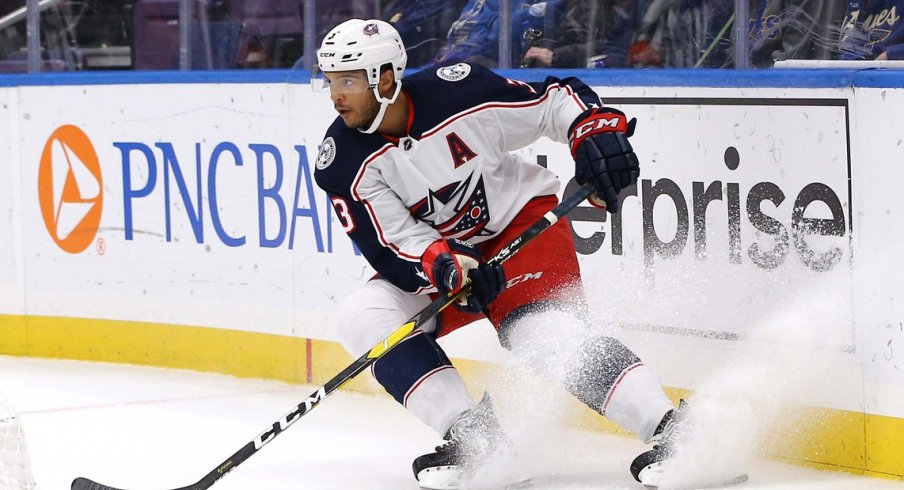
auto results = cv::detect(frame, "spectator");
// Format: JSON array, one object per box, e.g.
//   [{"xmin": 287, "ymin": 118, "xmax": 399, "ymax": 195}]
[
  {"xmin": 628, "ymin": 0, "xmax": 734, "ymax": 68},
  {"xmin": 513, "ymin": 0, "xmax": 567, "ymax": 66},
  {"xmin": 521, "ymin": 0, "xmax": 638, "ymax": 68},
  {"xmin": 0, "ymin": 3, "xmax": 26, "ymax": 63},
  {"xmin": 383, "ymin": 0, "xmax": 468, "ymax": 67},
  {"xmin": 838, "ymin": 0, "xmax": 904, "ymax": 60},
  {"xmin": 745, "ymin": 0, "xmax": 845, "ymax": 67},
  {"xmin": 435, "ymin": 0, "xmax": 501, "ymax": 66},
  {"xmin": 434, "ymin": 0, "xmax": 567, "ymax": 67}
]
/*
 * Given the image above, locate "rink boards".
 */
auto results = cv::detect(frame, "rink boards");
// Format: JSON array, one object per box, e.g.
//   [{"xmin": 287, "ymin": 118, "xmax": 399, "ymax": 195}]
[{"xmin": 0, "ymin": 69, "xmax": 903, "ymax": 479}]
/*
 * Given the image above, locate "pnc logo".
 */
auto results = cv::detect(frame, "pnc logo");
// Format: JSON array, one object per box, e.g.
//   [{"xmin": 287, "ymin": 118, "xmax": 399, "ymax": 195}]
[{"xmin": 37, "ymin": 125, "xmax": 104, "ymax": 254}]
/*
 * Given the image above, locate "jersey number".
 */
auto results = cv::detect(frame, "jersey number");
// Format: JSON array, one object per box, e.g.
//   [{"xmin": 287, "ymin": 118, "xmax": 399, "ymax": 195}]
[{"xmin": 331, "ymin": 196, "xmax": 356, "ymax": 233}]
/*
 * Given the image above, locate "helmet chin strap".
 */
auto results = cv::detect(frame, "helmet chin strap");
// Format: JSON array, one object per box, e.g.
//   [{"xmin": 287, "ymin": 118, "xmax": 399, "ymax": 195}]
[{"xmin": 359, "ymin": 82, "xmax": 402, "ymax": 134}]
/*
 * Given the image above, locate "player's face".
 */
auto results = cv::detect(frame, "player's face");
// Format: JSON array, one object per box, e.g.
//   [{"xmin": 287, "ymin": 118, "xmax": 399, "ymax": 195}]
[{"xmin": 325, "ymin": 70, "xmax": 379, "ymax": 129}]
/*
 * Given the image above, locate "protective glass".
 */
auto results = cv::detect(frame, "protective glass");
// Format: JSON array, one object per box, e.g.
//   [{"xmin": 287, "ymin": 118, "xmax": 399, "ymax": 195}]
[{"xmin": 311, "ymin": 67, "xmax": 372, "ymax": 94}]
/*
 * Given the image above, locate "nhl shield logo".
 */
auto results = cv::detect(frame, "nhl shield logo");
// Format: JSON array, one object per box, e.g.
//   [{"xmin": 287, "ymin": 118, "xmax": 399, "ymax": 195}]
[
  {"xmin": 400, "ymin": 136, "xmax": 417, "ymax": 152},
  {"xmin": 363, "ymin": 23, "xmax": 380, "ymax": 36},
  {"xmin": 316, "ymin": 137, "xmax": 336, "ymax": 170},
  {"xmin": 437, "ymin": 63, "xmax": 471, "ymax": 82}
]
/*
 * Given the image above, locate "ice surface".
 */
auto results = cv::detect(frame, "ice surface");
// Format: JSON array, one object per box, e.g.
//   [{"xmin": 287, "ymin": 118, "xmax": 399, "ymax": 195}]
[{"xmin": 0, "ymin": 355, "xmax": 900, "ymax": 490}]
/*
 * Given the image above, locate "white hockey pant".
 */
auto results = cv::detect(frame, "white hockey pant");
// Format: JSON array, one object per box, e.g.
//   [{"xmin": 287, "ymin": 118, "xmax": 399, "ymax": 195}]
[{"xmin": 336, "ymin": 279, "xmax": 472, "ymax": 435}]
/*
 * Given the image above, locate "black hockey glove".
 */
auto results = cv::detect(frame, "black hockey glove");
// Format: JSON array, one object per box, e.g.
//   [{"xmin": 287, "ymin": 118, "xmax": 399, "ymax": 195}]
[
  {"xmin": 568, "ymin": 107, "xmax": 640, "ymax": 213},
  {"xmin": 421, "ymin": 238, "xmax": 506, "ymax": 314}
]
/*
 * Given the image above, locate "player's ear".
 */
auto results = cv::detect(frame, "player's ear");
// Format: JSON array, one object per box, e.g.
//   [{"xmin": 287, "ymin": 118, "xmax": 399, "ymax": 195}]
[{"xmin": 378, "ymin": 65, "xmax": 396, "ymax": 97}]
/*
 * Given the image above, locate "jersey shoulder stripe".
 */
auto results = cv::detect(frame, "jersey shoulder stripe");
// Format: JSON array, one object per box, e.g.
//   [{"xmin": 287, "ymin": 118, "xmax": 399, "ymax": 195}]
[
  {"xmin": 403, "ymin": 62, "xmax": 599, "ymax": 138},
  {"xmin": 420, "ymin": 81, "xmax": 583, "ymax": 139}
]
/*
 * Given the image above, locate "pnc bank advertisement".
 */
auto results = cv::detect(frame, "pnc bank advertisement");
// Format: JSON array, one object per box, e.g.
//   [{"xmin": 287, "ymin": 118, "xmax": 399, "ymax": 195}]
[{"xmin": 0, "ymin": 81, "xmax": 866, "ymax": 353}]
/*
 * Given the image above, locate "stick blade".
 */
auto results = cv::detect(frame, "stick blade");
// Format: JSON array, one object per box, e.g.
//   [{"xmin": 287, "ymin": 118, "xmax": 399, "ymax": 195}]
[
  {"xmin": 72, "ymin": 476, "xmax": 202, "ymax": 490},
  {"xmin": 71, "ymin": 478, "xmax": 126, "ymax": 490}
]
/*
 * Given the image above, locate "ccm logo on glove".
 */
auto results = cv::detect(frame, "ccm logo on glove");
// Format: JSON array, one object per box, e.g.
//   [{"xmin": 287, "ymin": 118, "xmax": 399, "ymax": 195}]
[
  {"xmin": 570, "ymin": 115, "xmax": 629, "ymax": 141},
  {"xmin": 568, "ymin": 107, "xmax": 640, "ymax": 213}
]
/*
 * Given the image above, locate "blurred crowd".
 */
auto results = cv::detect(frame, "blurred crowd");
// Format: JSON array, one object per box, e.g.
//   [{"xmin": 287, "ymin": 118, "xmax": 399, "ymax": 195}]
[
  {"xmin": 0, "ymin": 0, "xmax": 902, "ymax": 72},
  {"xmin": 420, "ymin": 0, "xmax": 901, "ymax": 68}
]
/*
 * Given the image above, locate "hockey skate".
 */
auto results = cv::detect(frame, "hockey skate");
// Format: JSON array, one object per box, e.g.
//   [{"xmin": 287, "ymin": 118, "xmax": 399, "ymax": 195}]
[
  {"xmin": 630, "ymin": 400, "xmax": 748, "ymax": 489},
  {"xmin": 413, "ymin": 393, "xmax": 533, "ymax": 490}
]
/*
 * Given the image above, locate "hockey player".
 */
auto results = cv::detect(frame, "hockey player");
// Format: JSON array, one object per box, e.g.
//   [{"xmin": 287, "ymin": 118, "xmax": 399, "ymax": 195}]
[{"xmin": 314, "ymin": 18, "xmax": 685, "ymax": 489}]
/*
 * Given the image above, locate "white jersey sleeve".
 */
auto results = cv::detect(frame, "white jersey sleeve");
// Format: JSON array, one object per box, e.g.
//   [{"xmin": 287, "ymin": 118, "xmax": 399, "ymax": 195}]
[{"xmin": 315, "ymin": 62, "xmax": 605, "ymax": 294}]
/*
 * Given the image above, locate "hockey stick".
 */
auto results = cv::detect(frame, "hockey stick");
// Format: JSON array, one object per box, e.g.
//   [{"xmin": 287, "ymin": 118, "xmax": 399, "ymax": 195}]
[{"xmin": 72, "ymin": 183, "xmax": 596, "ymax": 490}]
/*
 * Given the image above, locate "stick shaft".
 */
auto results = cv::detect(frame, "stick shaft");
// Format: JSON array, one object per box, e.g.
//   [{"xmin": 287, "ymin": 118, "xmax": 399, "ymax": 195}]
[{"xmin": 72, "ymin": 183, "xmax": 595, "ymax": 490}]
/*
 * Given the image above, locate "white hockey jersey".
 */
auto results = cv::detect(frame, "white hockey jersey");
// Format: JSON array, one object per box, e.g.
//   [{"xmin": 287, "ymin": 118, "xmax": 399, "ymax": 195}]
[{"xmin": 314, "ymin": 62, "xmax": 601, "ymax": 293}]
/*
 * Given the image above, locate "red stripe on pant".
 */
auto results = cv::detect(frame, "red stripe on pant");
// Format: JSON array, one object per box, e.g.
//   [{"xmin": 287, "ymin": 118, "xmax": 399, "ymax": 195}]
[{"xmin": 436, "ymin": 195, "xmax": 584, "ymax": 338}]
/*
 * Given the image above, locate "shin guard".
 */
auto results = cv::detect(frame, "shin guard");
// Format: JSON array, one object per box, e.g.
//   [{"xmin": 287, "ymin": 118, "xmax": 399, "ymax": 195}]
[
  {"xmin": 372, "ymin": 331, "xmax": 472, "ymax": 434},
  {"xmin": 564, "ymin": 336, "xmax": 674, "ymax": 442}
]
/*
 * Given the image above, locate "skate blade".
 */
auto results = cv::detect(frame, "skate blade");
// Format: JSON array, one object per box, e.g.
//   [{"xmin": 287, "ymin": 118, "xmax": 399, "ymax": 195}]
[
  {"xmin": 502, "ymin": 478, "xmax": 535, "ymax": 489},
  {"xmin": 640, "ymin": 462, "xmax": 749, "ymax": 489},
  {"xmin": 466, "ymin": 477, "xmax": 535, "ymax": 490},
  {"xmin": 417, "ymin": 465, "xmax": 534, "ymax": 490},
  {"xmin": 418, "ymin": 465, "xmax": 463, "ymax": 490}
]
